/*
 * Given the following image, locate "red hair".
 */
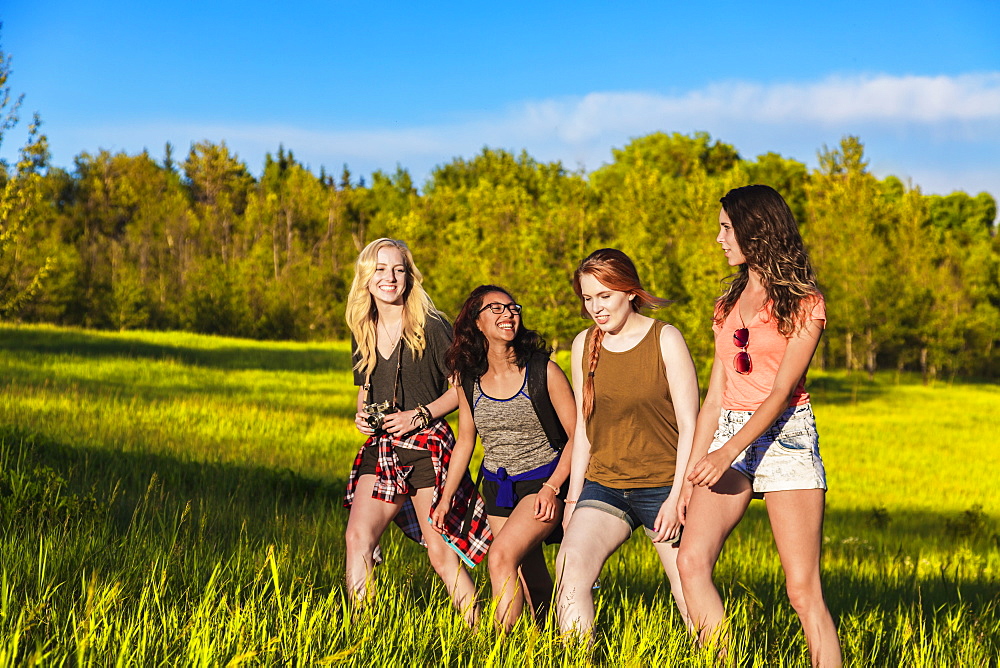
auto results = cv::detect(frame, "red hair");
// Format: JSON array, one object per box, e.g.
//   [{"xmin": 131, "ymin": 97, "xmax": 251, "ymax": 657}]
[{"xmin": 572, "ymin": 249, "xmax": 670, "ymax": 421}]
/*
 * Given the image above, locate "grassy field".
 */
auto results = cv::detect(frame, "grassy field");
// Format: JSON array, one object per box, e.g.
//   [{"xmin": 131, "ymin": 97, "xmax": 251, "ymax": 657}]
[{"xmin": 1, "ymin": 323, "xmax": 998, "ymax": 666}]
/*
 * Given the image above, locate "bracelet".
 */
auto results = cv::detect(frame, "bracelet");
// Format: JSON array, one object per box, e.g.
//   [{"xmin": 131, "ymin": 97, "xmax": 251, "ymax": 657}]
[
  {"xmin": 564, "ymin": 499, "xmax": 578, "ymax": 505},
  {"xmin": 410, "ymin": 404, "xmax": 431, "ymax": 429},
  {"xmin": 542, "ymin": 482, "xmax": 560, "ymax": 494}
]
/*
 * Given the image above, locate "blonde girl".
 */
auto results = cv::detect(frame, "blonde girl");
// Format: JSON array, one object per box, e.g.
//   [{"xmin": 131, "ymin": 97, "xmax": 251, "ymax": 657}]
[{"xmin": 343, "ymin": 238, "xmax": 489, "ymax": 625}]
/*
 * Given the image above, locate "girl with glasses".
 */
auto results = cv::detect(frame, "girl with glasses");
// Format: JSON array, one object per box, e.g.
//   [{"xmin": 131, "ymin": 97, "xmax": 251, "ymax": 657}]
[
  {"xmin": 344, "ymin": 238, "xmax": 489, "ymax": 626},
  {"xmin": 432, "ymin": 285, "xmax": 576, "ymax": 632},
  {"xmin": 678, "ymin": 185, "xmax": 841, "ymax": 666},
  {"xmin": 555, "ymin": 249, "xmax": 699, "ymax": 639}
]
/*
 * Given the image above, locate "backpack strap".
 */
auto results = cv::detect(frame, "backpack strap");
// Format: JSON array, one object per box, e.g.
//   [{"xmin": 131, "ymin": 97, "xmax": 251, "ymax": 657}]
[
  {"xmin": 461, "ymin": 372, "xmax": 476, "ymax": 418},
  {"xmin": 462, "ymin": 352, "xmax": 567, "ymax": 452},
  {"xmin": 526, "ymin": 351, "xmax": 568, "ymax": 451}
]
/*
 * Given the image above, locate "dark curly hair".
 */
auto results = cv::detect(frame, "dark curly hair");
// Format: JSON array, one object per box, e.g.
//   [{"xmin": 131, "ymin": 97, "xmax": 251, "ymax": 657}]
[
  {"xmin": 445, "ymin": 285, "xmax": 551, "ymax": 383},
  {"xmin": 716, "ymin": 184, "xmax": 819, "ymax": 337}
]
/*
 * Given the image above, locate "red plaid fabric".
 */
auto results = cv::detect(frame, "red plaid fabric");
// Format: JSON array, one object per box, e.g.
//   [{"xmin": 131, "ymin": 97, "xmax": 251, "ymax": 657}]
[{"xmin": 344, "ymin": 419, "xmax": 493, "ymax": 566}]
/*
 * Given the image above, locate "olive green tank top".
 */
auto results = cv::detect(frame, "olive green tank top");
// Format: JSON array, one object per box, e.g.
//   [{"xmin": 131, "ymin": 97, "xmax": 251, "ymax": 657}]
[{"xmin": 583, "ymin": 320, "xmax": 679, "ymax": 488}]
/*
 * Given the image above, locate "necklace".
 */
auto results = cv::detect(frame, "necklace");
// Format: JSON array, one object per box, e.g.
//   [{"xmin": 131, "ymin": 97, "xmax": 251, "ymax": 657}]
[{"xmin": 379, "ymin": 317, "xmax": 403, "ymax": 354}]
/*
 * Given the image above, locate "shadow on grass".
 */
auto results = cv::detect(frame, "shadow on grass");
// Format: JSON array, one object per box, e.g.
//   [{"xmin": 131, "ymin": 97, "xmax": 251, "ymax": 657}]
[
  {"xmin": 3, "ymin": 424, "xmax": 998, "ymax": 639},
  {"xmin": 805, "ymin": 373, "xmax": 890, "ymax": 405},
  {"xmin": 557, "ymin": 500, "xmax": 1000, "ymax": 641},
  {"xmin": 0, "ymin": 425, "xmax": 352, "ymax": 591},
  {"xmin": 1, "ymin": 325, "xmax": 354, "ymax": 373}
]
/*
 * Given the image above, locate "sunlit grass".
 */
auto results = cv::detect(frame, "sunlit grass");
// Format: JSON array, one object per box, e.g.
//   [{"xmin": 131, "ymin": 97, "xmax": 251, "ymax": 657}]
[{"xmin": 0, "ymin": 323, "xmax": 997, "ymax": 665}]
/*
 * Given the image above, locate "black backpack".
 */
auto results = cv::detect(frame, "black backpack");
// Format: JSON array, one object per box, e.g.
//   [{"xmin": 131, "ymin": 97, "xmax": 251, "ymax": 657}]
[{"xmin": 460, "ymin": 351, "xmax": 568, "ymax": 451}]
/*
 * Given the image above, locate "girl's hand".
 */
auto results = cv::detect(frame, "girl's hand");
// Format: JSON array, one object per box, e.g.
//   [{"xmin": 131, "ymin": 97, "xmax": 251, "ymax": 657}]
[
  {"xmin": 687, "ymin": 448, "xmax": 736, "ymax": 488},
  {"xmin": 678, "ymin": 481, "xmax": 694, "ymax": 525},
  {"xmin": 382, "ymin": 409, "xmax": 420, "ymax": 436},
  {"xmin": 652, "ymin": 496, "xmax": 681, "ymax": 543},
  {"xmin": 430, "ymin": 496, "xmax": 453, "ymax": 534},
  {"xmin": 355, "ymin": 411, "xmax": 374, "ymax": 436},
  {"xmin": 561, "ymin": 502, "xmax": 576, "ymax": 533},
  {"xmin": 533, "ymin": 485, "xmax": 559, "ymax": 522}
]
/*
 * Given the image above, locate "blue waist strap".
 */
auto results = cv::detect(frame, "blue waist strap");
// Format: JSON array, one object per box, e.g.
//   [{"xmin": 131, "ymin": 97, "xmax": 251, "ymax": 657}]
[{"xmin": 482, "ymin": 457, "xmax": 559, "ymax": 508}]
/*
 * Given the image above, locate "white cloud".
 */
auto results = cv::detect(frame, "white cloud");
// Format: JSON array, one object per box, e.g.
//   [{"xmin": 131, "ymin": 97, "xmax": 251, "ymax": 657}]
[
  {"xmin": 502, "ymin": 72, "xmax": 1000, "ymax": 140},
  {"xmin": 43, "ymin": 72, "xmax": 1000, "ymax": 196}
]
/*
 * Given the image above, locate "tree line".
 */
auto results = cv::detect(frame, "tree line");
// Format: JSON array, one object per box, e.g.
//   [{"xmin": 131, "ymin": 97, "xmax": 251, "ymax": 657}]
[{"xmin": 1, "ymin": 52, "xmax": 997, "ymax": 382}]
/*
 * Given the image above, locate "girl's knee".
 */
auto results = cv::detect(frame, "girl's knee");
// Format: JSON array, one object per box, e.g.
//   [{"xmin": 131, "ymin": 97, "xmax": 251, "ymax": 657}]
[
  {"xmin": 555, "ymin": 544, "xmax": 583, "ymax": 572},
  {"xmin": 555, "ymin": 548, "xmax": 596, "ymax": 591},
  {"xmin": 785, "ymin": 577, "xmax": 823, "ymax": 615},
  {"xmin": 425, "ymin": 541, "xmax": 461, "ymax": 575},
  {"xmin": 344, "ymin": 526, "xmax": 376, "ymax": 558},
  {"xmin": 676, "ymin": 546, "xmax": 710, "ymax": 582},
  {"xmin": 488, "ymin": 543, "xmax": 519, "ymax": 576}
]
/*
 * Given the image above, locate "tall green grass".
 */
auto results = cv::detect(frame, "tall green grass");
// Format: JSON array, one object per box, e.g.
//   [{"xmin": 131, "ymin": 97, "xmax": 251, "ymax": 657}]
[{"xmin": 1, "ymin": 323, "xmax": 997, "ymax": 665}]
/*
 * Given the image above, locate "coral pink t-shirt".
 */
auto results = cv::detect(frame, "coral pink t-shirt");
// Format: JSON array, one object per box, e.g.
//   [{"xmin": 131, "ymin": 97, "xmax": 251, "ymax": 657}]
[{"xmin": 713, "ymin": 294, "xmax": 826, "ymax": 411}]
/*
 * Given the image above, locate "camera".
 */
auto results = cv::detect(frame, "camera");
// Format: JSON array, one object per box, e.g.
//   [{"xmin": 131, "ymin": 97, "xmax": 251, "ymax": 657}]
[{"xmin": 364, "ymin": 400, "xmax": 398, "ymax": 433}]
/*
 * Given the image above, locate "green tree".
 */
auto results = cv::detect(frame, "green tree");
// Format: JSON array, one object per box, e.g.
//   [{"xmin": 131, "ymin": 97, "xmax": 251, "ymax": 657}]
[
  {"xmin": 0, "ymin": 34, "xmax": 53, "ymax": 316},
  {"xmin": 744, "ymin": 152, "xmax": 810, "ymax": 224},
  {"xmin": 183, "ymin": 141, "xmax": 253, "ymax": 266},
  {"xmin": 591, "ymin": 131, "xmax": 740, "ymax": 193},
  {"xmin": 806, "ymin": 137, "xmax": 894, "ymax": 376}
]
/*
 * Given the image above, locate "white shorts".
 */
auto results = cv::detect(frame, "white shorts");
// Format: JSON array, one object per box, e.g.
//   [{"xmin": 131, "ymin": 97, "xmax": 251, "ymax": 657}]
[{"xmin": 708, "ymin": 403, "xmax": 827, "ymax": 494}]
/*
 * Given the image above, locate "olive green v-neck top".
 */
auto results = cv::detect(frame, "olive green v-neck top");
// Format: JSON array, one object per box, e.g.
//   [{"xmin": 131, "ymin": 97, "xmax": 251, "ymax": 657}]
[{"xmin": 583, "ymin": 320, "xmax": 679, "ymax": 487}]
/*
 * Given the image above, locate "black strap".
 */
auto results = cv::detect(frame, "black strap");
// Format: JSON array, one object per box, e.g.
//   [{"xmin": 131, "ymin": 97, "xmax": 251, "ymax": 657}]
[
  {"xmin": 461, "ymin": 351, "xmax": 567, "ymax": 451},
  {"xmin": 461, "ymin": 372, "xmax": 476, "ymax": 421},
  {"xmin": 364, "ymin": 342, "xmax": 402, "ymax": 408},
  {"xmin": 456, "ymin": 352, "xmax": 567, "ymax": 537},
  {"xmin": 526, "ymin": 352, "xmax": 568, "ymax": 451},
  {"xmin": 456, "ymin": 465, "xmax": 484, "ymax": 538}
]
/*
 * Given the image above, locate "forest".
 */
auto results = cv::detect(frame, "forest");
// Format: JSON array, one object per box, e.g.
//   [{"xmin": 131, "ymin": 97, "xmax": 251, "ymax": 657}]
[{"xmin": 2, "ymin": 48, "xmax": 998, "ymax": 381}]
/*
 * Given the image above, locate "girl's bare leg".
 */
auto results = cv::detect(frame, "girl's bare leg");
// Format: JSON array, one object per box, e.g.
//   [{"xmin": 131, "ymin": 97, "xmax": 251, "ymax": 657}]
[
  {"xmin": 765, "ymin": 489, "xmax": 842, "ymax": 668},
  {"xmin": 410, "ymin": 486, "xmax": 481, "ymax": 626},
  {"xmin": 344, "ymin": 474, "xmax": 402, "ymax": 604},
  {"xmin": 485, "ymin": 494, "xmax": 559, "ymax": 632},
  {"xmin": 676, "ymin": 470, "xmax": 753, "ymax": 645},
  {"xmin": 652, "ymin": 540, "xmax": 690, "ymax": 629},
  {"xmin": 554, "ymin": 508, "xmax": 631, "ymax": 638}
]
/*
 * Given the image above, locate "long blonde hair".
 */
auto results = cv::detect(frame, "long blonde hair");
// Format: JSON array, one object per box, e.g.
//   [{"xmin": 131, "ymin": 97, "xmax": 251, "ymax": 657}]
[{"xmin": 346, "ymin": 238, "xmax": 440, "ymax": 376}]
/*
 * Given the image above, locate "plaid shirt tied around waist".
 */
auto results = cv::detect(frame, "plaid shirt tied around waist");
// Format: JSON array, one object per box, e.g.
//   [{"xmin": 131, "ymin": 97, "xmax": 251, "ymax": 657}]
[{"xmin": 344, "ymin": 418, "xmax": 492, "ymax": 567}]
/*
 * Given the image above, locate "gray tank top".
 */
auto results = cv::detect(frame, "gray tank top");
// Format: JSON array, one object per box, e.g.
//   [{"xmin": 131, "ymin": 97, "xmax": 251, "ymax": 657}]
[{"xmin": 473, "ymin": 367, "xmax": 558, "ymax": 476}]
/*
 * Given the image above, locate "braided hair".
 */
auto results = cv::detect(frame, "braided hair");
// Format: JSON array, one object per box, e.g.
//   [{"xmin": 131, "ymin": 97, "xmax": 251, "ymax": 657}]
[{"xmin": 572, "ymin": 249, "xmax": 670, "ymax": 422}]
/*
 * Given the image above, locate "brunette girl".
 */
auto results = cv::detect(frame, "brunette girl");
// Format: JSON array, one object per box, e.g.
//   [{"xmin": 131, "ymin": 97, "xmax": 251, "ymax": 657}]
[
  {"xmin": 555, "ymin": 249, "xmax": 699, "ymax": 638},
  {"xmin": 431, "ymin": 285, "xmax": 575, "ymax": 632},
  {"xmin": 343, "ymin": 238, "xmax": 489, "ymax": 625},
  {"xmin": 678, "ymin": 185, "xmax": 842, "ymax": 666}
]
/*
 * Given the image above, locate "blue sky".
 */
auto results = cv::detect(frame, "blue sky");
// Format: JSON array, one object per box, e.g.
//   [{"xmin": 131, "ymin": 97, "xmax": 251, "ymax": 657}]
[{"xmin": 3, "ymin": 1, "xmax": 999, "ymax": 197}]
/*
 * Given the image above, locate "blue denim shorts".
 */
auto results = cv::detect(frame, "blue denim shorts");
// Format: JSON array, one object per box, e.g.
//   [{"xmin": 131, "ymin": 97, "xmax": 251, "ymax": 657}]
[
  {"xmin": 576, "ymin": 479, "xmax": 679, "ymax": 542},
  {"xmin": 708, "ymin": 403, "xmax": 827, "ymax": 494}
]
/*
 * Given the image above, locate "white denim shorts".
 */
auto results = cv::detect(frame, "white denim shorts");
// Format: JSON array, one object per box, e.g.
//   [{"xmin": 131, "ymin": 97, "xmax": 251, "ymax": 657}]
[{"xmin": 708, "ymin": 403, "xmax": 827, "ymax": 493}]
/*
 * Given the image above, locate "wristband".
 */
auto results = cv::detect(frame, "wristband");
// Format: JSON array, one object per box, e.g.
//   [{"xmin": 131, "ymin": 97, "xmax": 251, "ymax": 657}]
[
  {"xmin": 542, "ymin": 482, "xmax": 560, "ymax": 494},
  {"xmin": 410, "ymin": 404, "xmax": 431, "ymax": 428}
]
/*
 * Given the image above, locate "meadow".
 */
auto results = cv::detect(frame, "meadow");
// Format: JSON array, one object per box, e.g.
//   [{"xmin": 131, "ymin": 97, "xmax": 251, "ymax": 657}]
[{"xmin": 0, "ymin": 323, "xmax": 997, "ymax": 666}]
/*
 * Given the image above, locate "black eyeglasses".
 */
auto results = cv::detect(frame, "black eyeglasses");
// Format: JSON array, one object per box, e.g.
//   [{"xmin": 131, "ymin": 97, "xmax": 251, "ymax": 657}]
[
  {"xmin": 733, "ymin": 327, "xmax": 752, "ymax": 375},
  {"xmin": 478, "ymin": 302, "xmax": 522, "ymax": 316}
]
